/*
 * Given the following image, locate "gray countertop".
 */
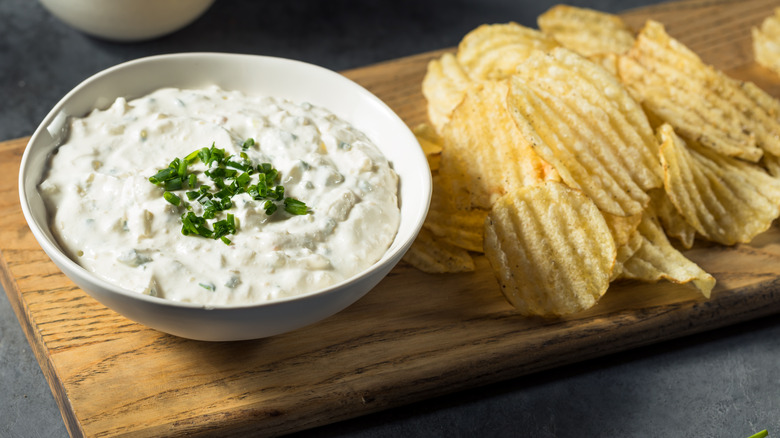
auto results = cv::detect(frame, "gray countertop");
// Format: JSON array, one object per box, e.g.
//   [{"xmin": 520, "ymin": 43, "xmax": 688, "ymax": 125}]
[{"xmin": 1, "ymin": 0, "xmax": 779, "ymax": 436}]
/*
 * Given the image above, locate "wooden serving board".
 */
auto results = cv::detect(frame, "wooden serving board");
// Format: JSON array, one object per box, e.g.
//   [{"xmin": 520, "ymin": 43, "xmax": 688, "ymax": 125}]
[{"xmin": 4, "ymin": 0, "xmax": 780, "ymax": 436}]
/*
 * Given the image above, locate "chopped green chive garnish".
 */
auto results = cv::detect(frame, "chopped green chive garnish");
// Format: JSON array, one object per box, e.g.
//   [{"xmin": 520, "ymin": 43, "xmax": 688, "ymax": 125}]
[
  {"xmin": 149, "ymin": 167, "xmax": 176, "ymax": 184},
  {"xmin": 199, "ymin": 282, "xmax": 216, "ymax": 291},
  {"xmin": 164, "ymin": 177, "xmax": 182, "ymax": 191},
  {"xmin": 163, "ymin": 191, "xmax": 181, "ymax": 206},
  {"xmin": 149, "ymin": 139, "xmax": 310, "ymax": 245},
  {"xmin": 284, "ymin": 197, "xmax": 309, "ymax": 215},
  {"xmin": 263, "ymin": 200, "xmax": 277, "ymax": 215}
]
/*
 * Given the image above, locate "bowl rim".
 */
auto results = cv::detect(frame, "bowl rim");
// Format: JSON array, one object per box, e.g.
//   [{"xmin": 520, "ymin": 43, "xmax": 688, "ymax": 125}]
[{"xmin": 19, "ymin": 52, "xmax": 431, "ymax": 311}]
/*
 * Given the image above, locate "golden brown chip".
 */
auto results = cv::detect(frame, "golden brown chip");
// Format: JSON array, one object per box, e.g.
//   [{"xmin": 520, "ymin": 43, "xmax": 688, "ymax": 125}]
[
  {"xmin": 619, "ymin": 211, "xmax": 715, "ymax": 298},
  {"xmin": 610, "ymin": 228, "xmax": 643, "ymax": 281},
  {"xmin": 619, "ymin": 20, "xmax": 780, "ymax": 161},
  {"xmin": 439, "ymin": 80, "xmax": 558, "ymax": 210},
  {"xmin": 602, "ymin": 211, "xmax": 642, "ymax": 249},
  {"xmin": 762, "ymin": 151, "xmax": 780, "ymax": 178},
  {"xmin": 588, "ymin": 52, "xmax": 620, "ymax": 76},
  {"xmin": 403, "ymin": 227, "xmax": 475, "ymax": 274},
  {"xmin": 647, "ymin": 188, "xmax": 696, "ymax": 249},
  {"xmin": 423, "ymin": 176, "xmax": 488, "ymax": 253},
  {"xmin": 422, "ymin": 53, "xmax": 473, "ymax": 132},
  {"xmin": 413, "ymin": 123, "xmax": 443, "ymax": 172},
  {"xmin": 538, "ymin": 5, "xmax": 635, "ymax": 57},
  {"xmin": 753, "ymin": 8, "xmax": 780, "ymax": 75},
  {"xmin": 456, "ymin": 22, "xmax": 559, "ymax": 81},
  {"xmin": 658, "ymin": 123, "xmax": 780, "ymax": 245},
  {"xmin": 515, "ymin": 47, "xmax": 663, "ymax": 191},
  {"xmin": 483, "ymin": 181, "xmax": 616, "ymax": 317},
  {"xmin": 507, "ymin": 48, "xmax": 663, "ymax": 217}
]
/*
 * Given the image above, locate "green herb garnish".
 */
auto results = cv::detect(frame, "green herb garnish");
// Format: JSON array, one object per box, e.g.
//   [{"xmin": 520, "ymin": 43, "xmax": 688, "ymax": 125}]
[
  {"xmin": 149, "ymin": 140, "xmax": 310, "ymax": 244},
  {"xmin": 163, "ymin": 191, "xmax": 181, "ymax": 206},
  {"xmin": 284, "ymin": 197, "xmax": 310, "ymax": 215}
]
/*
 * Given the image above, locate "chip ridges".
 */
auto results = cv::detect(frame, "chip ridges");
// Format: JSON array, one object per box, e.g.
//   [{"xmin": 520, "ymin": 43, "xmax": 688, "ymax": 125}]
[
  {"xmin": 658, "ymin": 123, "xmax": 780, "ymax": 245},
  {"xmin": 619, "ymin": 20, "xmax": 780, "ymax": 161},
  {"xmin": 422, "ymin": 53, "xmax": 473, "ymax": 132},
  {"xmin": 507, "ymin": 73, "xmax": 650, "ymax": 217},
  {"xmin": 483, "ymin": 181, "xmax": 616, "ymax": 316},
  {"xmin": 619, "ymin": 211, "xmax": 715, "ymax": 298},
  {"xmin": 403, "ymin": 227, "xmax": 475, "ymax": 274},
  {"xmin": 538, "ymin": 4, "xmax": 635, "ymax": 57},
  {"xmin": 457, "ymin": 22, "xmax": 559, "ymax": 81},
  {"xmin": 441, "ymin": 80, "xmax": 557, "ymax": 210}
]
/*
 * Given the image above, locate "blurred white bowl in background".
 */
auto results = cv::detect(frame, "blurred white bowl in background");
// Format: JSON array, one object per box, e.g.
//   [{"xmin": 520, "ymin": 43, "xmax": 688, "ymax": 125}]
[{"xmin": 38, "ymin": 0, "xmax": 215, "ymax": 42}]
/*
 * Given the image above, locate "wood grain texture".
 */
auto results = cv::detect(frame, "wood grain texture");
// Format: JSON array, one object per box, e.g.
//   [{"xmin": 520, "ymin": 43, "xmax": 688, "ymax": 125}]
[{"xmin": 3, "ymin": 0, "xmax": 780, "ymax": 436}]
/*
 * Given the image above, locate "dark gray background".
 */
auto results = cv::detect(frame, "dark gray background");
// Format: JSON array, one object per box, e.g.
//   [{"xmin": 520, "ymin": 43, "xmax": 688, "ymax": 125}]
[{"xmin": 2, "ymin": 0, "xmax": 779, "ymax": 436}]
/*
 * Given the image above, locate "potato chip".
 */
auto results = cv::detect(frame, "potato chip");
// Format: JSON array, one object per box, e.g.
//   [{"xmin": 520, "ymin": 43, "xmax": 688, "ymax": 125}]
[
  {"xmin": 658, "ymin": 123, "xmax": 780, "ymax": 245},
  {"xmin": 602, "ymin": 211, "xmax": 642, "ymax": 249},
  {"xmin": 762, "ymin": 151, "xmax": 780, "ymax": 178},
  {"xmin": 423, "ymin": 176, "xmax": 488, "ymax": 253},
  {"xmin": 439, "ymin": 80, "xmax": 558, "ymax": 210},
  {"xmin": 753, "ymin": 8, "xmax": 780, "ymax": 75},
  {"xmin": 739, "ymin": 79, "xmax": 780, "ymax": 120},
  {"xmin": 588, "ymin": 52, "xmax": 620, "ymax": 76},
  {"xmin": 619, "ymin": 20, "xmax": 780, "ymax": 161},
  {"xmin": 422, "ymin": 53, "xmax": 473, "ymax": 132},
  {"xmin": 647, "ymin": 188, "xmax": 696, "ymax": 249},
  {"xmin": 456, "ymin": 22, "xmax": 559, "ymax": 81},
  {"xmin": 403, "ymin": 227, "xmax": 475, "ymax": 274},
  {"xmin": 413, "ymin": 123, "xmax": 443, "ymax": 172},
  {"xmin": 619, "ymin": 211, "xmax": 715, "ymax": 298},
  {"xmin": 538, "ymin": 5, "xmax": 635, "ymax": 57},
  {"xmin": 610, "ymin": 228, "xmax": 643, "ymax": 281},
  {"xmin": 507, "ymin": 49, "xmax": 662, "ymax": 217},
  {"xmin": 483, "ymin": 181, "xmax": 616, "ymax": 317},
  {"xmin": 515, "ymin": 47, "xmax": 663, "ymax": 191}
]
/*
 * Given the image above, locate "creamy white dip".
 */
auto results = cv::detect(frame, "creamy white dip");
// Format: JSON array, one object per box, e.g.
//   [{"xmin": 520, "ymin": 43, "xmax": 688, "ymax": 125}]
[{"xmin": 39, "ymin": 86, "xmax": 400, "ymax": 306}]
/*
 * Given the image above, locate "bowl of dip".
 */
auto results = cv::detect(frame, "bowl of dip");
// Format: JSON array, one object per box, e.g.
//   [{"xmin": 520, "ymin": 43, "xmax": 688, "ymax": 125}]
[
  {"xmin": 19, "ymin": 53, "xmax": 431, "ymax": 341},
  {"xmin": 38, "ymin": 0, "xmax": 215, "ymax": 42}
]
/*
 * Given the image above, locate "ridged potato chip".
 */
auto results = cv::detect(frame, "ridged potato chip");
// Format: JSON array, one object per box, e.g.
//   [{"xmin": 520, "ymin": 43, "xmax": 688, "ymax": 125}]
[
  {"xmin": 483, "ymin": 181, "xmax": 616, "ymax": 317},
  {"xmin": 610, "ymin": 229, "xmax": 644, "ymax": 281},
  {"xmin": 403, "ymin": 227, "xmax": 475, "ymax": 274},
  {"xmin": 515, "ymin": 47, "xmax": 663, "ymax": 191},
  {"xmin": 619, "ymin": 211, "xmax": 715, "ymax": 298},
  {"xmin": 658, "ymin": 123, "xmax": 780, "ymax": 245},
  {"xmin": 762, "ymin": 151, "xmax": 780, "ymax": 178},
  {"xmin": 440, "ymin": 80, "xmax": 558, "ymax": 210},
  {"xmin": 739, "ymin": 80, "xmax": 780, "ymax": 120},
  {"xmin": 538, "ymin": 5, "xmax": 635, "ymax": 57},
  {"xmin": 603, "ymin": 211, "xmax": 642, "ymax": 249},
  {"xmin": 457, "ymin": 22, "xmax": 559, "ymax": 81},
  {"xmin": 647, "ymin": 188, "xmax": 696, "ymax": 249},
  {"xmin": 507, "ymin": 48, "xmax": 662, "ymax": 217},
  {"xmin": 413, "ymin": 123, "xmax": 443, "ymax": 172},
  {"xmin": 422, "ymin": 53, "xmax": 473, "ymax": 132},
  {"xmin": 619, "ymin": 20, "xmax": 780, "ymax": 161},
  {"xmin": 424, "ymin": 176, "xmax": 488, "ymax": 253},
  {"xmin": 753, "ymin": 8, "xmax": 780, "ymax": 75}
]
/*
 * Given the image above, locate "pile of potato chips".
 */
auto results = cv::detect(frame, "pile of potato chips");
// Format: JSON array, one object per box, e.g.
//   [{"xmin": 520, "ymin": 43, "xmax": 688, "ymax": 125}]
[{"xmin": 404, "ymin": 5, "xmax": 780, "ymax": 317}]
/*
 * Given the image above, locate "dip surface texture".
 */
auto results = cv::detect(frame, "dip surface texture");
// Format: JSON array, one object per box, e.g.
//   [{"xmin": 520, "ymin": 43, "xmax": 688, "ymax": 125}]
[{"xmin": 39, "ymin": 87, "xmax": 401, "ymax": 306}]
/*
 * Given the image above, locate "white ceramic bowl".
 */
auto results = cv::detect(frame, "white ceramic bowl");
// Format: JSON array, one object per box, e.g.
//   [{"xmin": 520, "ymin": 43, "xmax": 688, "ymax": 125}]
[
  {"xmin": 19, "ymin": 53, "xmax": 431, "ymax": 341},
  {"xmin": 39, "ymin": 0, "xmax": 215, "ymax": 42}
]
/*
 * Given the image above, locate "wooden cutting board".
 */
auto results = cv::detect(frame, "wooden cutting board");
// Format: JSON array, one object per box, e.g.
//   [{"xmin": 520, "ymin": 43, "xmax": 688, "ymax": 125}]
[{"xmin": 4, "ymin": 0, "xmax": 780, "ymax": 436}]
